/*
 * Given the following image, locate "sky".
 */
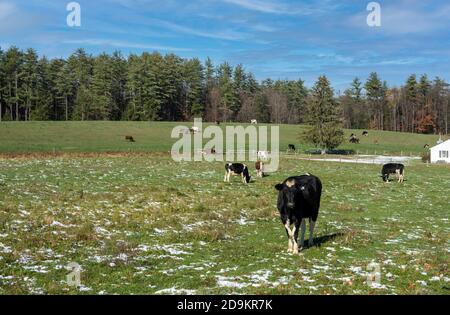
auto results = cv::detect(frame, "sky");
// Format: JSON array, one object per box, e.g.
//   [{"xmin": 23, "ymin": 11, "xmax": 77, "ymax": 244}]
[{"xmin": 1, "ymin": 0, "xmax": 449, "ymax": 91}]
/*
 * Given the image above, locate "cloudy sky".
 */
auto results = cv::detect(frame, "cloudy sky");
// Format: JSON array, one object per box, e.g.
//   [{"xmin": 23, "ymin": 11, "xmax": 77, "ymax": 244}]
[{"xmin": 1, "ymin": 0, "xmax": 449, "ymax": 91}]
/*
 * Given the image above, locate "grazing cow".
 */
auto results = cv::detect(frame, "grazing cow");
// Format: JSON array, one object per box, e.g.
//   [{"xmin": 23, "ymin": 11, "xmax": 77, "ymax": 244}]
[
  {"xmin": 190, "ymin": 127, "xmax": 200, "ymax": 134},
  {"xmin": 255, "ymin": 161, "xmax": 264, "ymax": 178},
  {"xmin": 287, "ymin": 144, "xmax": 296, "ymax": 153},
  {"xmin": 224, "ymin": 163, "xmax": 251, "ymax": 184},
  {"xmin": 381, "ymin": 163, "xmax": 405, "ymax": 183},
  {"xmin": 275, "ymin": 174, "xmax": 322, "ymax": 254},
  {"xmin": 349, "ymin": 136, "xmax": 360, "ymax": 144},
  {"xmin": 125, "ymin": 135, "xmax": 135, "ymax": 142},
  {"xmin": 257, "ymin": 150, "xmax": 269, "ymax": 161},
  {"xmin": 362, "ymin": 131, "xmax": 369, "ymax": 137},
  {"xmin": 251, "ymin": 119, "xmax": 258, "ymax": 125},
  {"xmin": 424, "ymin": 144, "xmax": 430, "ymax": 149}
]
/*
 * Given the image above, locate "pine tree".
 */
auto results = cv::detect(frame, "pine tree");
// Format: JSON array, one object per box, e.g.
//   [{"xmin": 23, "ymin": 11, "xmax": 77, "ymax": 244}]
[
  {"xmin": 91, "ymin": 53, "xmax": 113, "ymax": 120},
  {"xmin": 217, "ymin": 62, "xmax": 236, "ymax": 122},
  {"xmin": 365, "ymin": 72, "xmax": 387, "ymax": 130},
  {"xmin": 183, "ymin": 58, "xmax": 204, "ymax": 119},
  {"xmin": 302, "ymin": 75, "xmax": 344, "ymax": 152}
]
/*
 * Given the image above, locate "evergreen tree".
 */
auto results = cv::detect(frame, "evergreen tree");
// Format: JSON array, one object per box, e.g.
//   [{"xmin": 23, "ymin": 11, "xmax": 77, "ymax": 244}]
[
  {"xmin": 365, "ymin": 72, "xmax": 387, "ymax": 130},
  {"xmin": 217, "ymin": 62, "xmax": 236, "ymax": 122},
  {"xmin": 302, "ymin": 75, "xmax": 344, "ymax": 152},
  {"xmin": 183, "ymin": 58, "xmax": 204, "ymax": 119}
]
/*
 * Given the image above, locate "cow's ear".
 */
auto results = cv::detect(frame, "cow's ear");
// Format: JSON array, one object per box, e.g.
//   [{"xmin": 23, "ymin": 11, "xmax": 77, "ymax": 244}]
[{"xmin": 275, "ymin": 183, "xmax": 284, "ymax": 191}]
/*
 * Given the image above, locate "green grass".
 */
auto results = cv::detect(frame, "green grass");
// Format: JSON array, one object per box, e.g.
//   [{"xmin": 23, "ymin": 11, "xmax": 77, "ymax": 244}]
[
  {"xmin": 0, "ymin": 121, "xmax": 443, "ymax": 155},
  {"xmin": 0, "ymin": 155, "xmax": 448, "ymax": 295}
]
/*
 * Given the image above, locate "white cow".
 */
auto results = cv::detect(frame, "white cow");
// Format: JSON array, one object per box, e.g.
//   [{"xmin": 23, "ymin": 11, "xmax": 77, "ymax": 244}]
[
  {"xmin": 251, "ymin": 119, "xmax": 258, "ymax": 125},
  {"xmin": 257, "ymin": 151, "xmax": 269, "ymax": 161}
]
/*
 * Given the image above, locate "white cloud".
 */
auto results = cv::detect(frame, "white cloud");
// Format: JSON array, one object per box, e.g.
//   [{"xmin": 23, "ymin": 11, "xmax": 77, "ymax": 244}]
[
  {"xmin": 221, "ymin": 0, "xmax": 338, "ymax": 15},
  {"xmin": 151, "ymin": 19, "xmax": 249, "ymax": 41},
  {"xmin": 62, "ymin": 39, "xmax": 193, "ymax": 52},
  {"xmin": 349, "ymin": 1, "xmax": 450, "ymax": 35}
]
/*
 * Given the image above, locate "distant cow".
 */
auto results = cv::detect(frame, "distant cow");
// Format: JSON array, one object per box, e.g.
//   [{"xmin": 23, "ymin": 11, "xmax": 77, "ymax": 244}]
[
  {"xmin": 381, "ymin": 163, "xmax": 405, "ymax": 183},
  {"xmin": 424, "ymin": 144, "xmax": 430, "ymax": 149},
  {"xmin": 275, "ymin": 174, "xmax": 322, "ymax": 254},
  {"xmin": 349, "ymin": 135, "xmax": 360, "ymax": 144},
  {"xmin": 287, "ymin": 144, "xmax": 296, "ymax": 153},
  {"xmin": 362, "ymin": 131, "xmax": 369, "ymax": 137},
  {"xmin": 251, "ymin": 119, "xmax": 258, "ymax": 125},
  {"xmin": 125, "ymin": 135, "xmax": 135, "ymax": 142},
  {"xmin": 255, "ymin": 161, "xmax": 264, "ymax": 178},
  {"xmin": 257, "ymin": 151, "xmax": 269, "ymax": 161},
  {"xmin": 224, "ymin": 163, "xmax": 251, "ymax": 184},
  {"xmin": 190, "ymin": 127, "xmax": 200, "ymax": 134}
]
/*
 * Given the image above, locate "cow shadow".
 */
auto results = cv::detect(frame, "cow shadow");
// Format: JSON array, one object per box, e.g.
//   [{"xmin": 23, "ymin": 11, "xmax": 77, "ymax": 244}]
[{"xmin": 302, "ymin": 232, "xmax": 345, "ymax": 250}]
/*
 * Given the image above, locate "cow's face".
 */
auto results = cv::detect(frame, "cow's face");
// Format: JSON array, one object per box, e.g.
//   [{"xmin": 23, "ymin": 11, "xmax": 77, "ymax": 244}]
[{"xmin": 275, "ymin": 180, "xmax": 299, "ymax": 209}]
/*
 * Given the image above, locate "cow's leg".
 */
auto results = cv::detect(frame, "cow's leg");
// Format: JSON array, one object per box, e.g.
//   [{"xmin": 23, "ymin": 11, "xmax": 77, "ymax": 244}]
[
  {"xmin": 284, "ymin": 220, "xmax": 293, "ymax": 253},
  {"xmin": 224, "ymin": 171, "xmax": 228, "ymax": 182},
  {"xmin": 292, "ymin": 220, "xmax": 301, "ymax": 254},
  {"xmin": 308, "ymin": 219, "xmax": 316, "ymax": 247},
  {"xmin": 299, "ymin": 219, "xmax": 306, "ymax": 250}
]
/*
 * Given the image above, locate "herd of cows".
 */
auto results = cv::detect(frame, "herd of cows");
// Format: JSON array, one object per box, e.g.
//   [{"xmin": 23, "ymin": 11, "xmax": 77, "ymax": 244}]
[{"xmin": 223, "ymin": 152, "xmax": 406, "ymax": 255}]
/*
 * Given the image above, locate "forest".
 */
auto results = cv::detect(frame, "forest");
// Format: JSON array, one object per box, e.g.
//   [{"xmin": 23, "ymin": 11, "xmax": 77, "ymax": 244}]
[{"xmin": 0, "ymin": 47, "xmax": 448, "ymax": 135}]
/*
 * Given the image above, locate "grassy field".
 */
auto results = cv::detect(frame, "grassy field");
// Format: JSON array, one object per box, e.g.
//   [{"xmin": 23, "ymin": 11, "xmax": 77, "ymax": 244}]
[
  {"xmin": 0, "ymin": 121, "xmax": 443, "ymax": 155},
  {"xmin": 0, "ymin": 154, "xmax": 449, "ymax": 295}
]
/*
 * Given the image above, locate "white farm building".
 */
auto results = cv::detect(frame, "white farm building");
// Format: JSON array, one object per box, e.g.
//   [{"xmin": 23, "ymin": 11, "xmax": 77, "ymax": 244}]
[{"xmin": 430, "ymin": 139, "xmax": 450, "ymax": 164}]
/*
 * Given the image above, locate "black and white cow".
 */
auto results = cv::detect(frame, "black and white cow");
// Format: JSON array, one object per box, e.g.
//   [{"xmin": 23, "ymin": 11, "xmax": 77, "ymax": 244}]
[
  {"xmin": 275, "ymin": 174, "xmax": 322, "ymax": 254},
  {"xmin": 381, "ymin": 163, "xmax": 405, "ymax": 183},
  {"xmin": 224, "ymin": 163, "xmax": 251, "ymax": 184}
]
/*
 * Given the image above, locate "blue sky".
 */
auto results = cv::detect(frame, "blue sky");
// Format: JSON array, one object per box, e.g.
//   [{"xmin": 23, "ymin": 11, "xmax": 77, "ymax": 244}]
[{"xmin": 1, "ymin": 0, "xmax": 449, "ymax": 91}]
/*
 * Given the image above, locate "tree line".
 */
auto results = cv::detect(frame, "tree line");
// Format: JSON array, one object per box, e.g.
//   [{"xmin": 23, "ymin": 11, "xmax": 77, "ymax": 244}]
[{"xmin": 0, "ymin": 47, "xmax": 448, "ymax": 134}]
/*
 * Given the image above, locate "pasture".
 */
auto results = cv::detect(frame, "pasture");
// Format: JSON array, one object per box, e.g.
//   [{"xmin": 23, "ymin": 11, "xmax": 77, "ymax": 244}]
[
  {"xmin": 0, "ymin": 121, "xmax": 442, "ymax": 155},
  {"xmin": 0, "ymin": 153, "xmax": 449, "ymax": 295}
]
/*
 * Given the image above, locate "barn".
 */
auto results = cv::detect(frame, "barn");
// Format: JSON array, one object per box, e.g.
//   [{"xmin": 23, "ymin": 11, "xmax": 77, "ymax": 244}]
[{"xmin": 430, "ymin": 139, "xmax": 450, "ymax": 164}]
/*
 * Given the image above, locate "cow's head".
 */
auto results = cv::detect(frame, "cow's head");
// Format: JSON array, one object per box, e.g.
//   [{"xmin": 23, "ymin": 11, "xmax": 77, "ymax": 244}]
[{"xmin": 275, "ymin": 179, "xmax": 304, "ymax": 210}]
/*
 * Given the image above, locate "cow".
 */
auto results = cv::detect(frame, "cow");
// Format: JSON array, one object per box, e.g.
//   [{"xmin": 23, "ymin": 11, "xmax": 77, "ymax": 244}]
[
  {"xmin": 251, "ymin": 119, "xmax": 258, "ymax": 125},
  {"xmin": 287, "ymin": 144, "xmax": 296, "ymax": 153},
  {"xmin": 424, "ymin": 144, "xmax": 430, "ymax": 149},
  {"xmin": 275, "ymin": 174, "xmax": 322, "ymax": 254},
  {"xmin": 349, "ymin": 135, "xmax": 360, "ymax": 144},
  {"xmin": 362, "ymin": 131, "xmax": 369, "ymax": 137},
  {"xmin": 257, "ymin": 151, "xmax": 269, "ymax": 161},
  {"xmin": 125, "ymin": 135, "xmax": 135, "ymax": 142},
  {"xmin": 224, "ymin": 163, "xmax": 251, "ymax": 184},
  {"xmin": 255, "ymin": 161, "xmax": 264, "ymax": 178},
  {"xmin": 381, "ymin": 163, "xmax": 405, "ymax": 183},
  {"xmin": 190, "ymin": 127, "xmax": 200, "ymax": 134}
]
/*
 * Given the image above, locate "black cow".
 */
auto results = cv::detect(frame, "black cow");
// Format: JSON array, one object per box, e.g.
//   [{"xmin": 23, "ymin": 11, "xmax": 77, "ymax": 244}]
[
  {"xmin": 224, "ymin": 163, "xmax": 251, "ymax": 184},
  {"xmin": 287, "ymin": 144, "xmax": 296, "ymax": 153},
  {"xmin": 362, "ymin": 131, "xmax": 369, "ymax": 137},
  {"xmin": 275, "ymin": 174, "xmax": 322, "ymax": 254},
  {"xmin": 381, "ymin": 163, "xmax": 405, "ymax": 183},
  {"xmin": 349, "ymin": 135, "xmax": 360, "ymax": 144}
]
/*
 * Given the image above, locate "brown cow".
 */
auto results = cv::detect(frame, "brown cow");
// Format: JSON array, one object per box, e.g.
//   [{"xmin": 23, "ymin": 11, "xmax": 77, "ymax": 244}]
[{"xmin": 125, "ymin": 135, "xmax": 135, "ymax": 142}]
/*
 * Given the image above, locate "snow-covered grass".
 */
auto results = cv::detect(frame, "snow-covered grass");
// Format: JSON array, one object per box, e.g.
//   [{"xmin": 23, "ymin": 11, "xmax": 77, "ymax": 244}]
[{"xmin": 0, "ymin": 155, "xmax": 448, "ymax": 295}]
